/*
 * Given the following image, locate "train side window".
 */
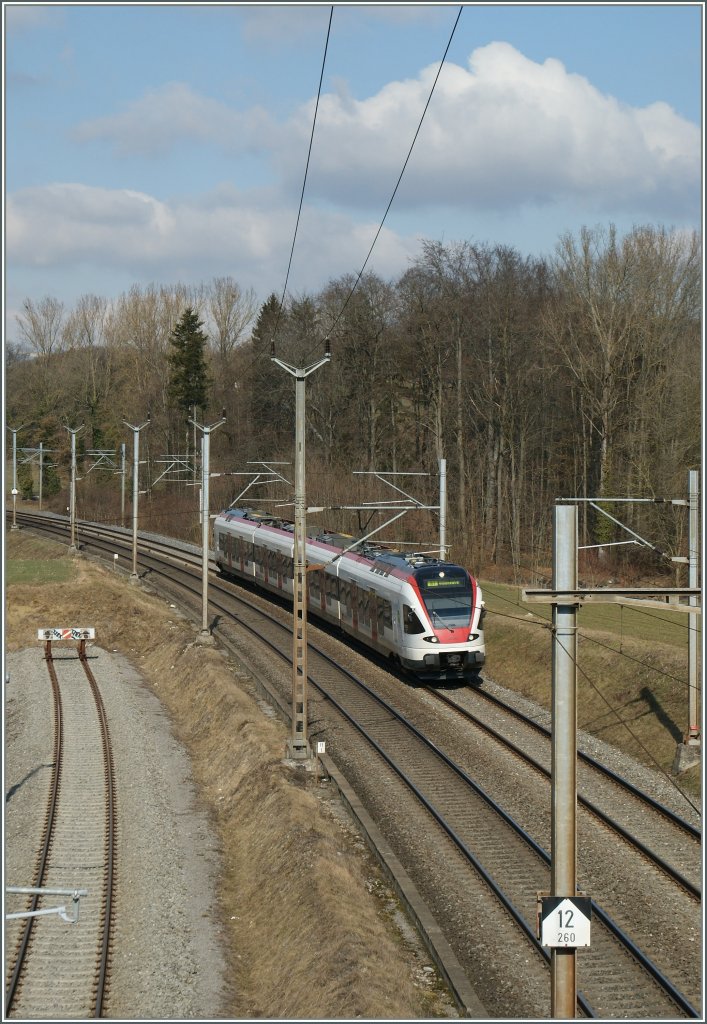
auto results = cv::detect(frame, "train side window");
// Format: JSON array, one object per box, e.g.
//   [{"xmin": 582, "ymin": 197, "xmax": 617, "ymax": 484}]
[
  {"xmin": 378, "ymin": 598, "xmax": 392, "ymax": 631},
  {"xmin": 403, "ymin": 604, "xmax": 425, "ymax": 634}
]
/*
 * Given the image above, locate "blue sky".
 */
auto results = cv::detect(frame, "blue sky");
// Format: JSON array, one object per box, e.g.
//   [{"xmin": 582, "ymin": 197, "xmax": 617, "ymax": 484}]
[{"xmin": 3, "ymin": 2, "xmax": 703, "ymax": 340}]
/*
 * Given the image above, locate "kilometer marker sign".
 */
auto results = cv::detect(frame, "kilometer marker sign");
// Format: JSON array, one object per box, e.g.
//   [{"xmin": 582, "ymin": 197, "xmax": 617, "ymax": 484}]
[{"xmin": 540, "ymin": 897, "xmax": 592, "ymax": 948}]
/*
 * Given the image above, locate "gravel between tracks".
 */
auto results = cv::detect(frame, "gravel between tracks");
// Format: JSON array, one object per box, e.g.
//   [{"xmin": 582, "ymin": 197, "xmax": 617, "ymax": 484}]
[{"xmin": 5, "ymin": 645, "xmax": 230, "ymax": 1019}]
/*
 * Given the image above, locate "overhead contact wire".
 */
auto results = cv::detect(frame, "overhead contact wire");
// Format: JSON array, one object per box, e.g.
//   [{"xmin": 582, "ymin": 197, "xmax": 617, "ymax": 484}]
[
  {"xmin": 326, "ymin": 5, "xmax": 464, "ymax": 342},
  {"xmin": 270, "ymin": 5, "xmax": 334, "ymax": 354}
]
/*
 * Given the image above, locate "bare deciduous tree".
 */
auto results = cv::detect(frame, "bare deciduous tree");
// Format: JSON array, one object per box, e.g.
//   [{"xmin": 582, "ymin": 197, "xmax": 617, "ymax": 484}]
[
  {"xmin": 16, "ymin": 296, "xmax": 65, "ymax": 363},
  {"xmin": 208, "ymin": 276, "xmax": 258, "ymax": 363}
]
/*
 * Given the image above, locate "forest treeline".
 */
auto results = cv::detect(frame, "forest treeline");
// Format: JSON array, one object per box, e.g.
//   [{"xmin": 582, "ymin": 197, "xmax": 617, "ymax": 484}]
[{"xmin": 5, "ymin": 224, "xmax": 702, "ymax": 580}]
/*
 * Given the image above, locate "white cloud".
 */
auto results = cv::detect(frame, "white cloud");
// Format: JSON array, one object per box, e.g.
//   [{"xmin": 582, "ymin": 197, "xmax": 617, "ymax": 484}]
[
  {"xmin": 72, "ymin": 82, "xmax": 274, "ymax": 158},
  {"xmin": 71, "ymin": 41, "xmax": 699, "ymax": 221},
  {"xmin": 6, "ymin": 181, "xmax": 415, "ymax": 299},
  {"xmin": 8, "ymin": 39, "xmax": 699, "ymax": 322},
  {"xmin": 280, "ymin": 41, "xmax": 700, "ymax": 218}
]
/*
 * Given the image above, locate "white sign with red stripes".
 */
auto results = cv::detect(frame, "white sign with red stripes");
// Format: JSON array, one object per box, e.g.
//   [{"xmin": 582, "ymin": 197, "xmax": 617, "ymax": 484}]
[{"xmin": 37, "ymin": 628, "xmax": 96, "ymax": 641}]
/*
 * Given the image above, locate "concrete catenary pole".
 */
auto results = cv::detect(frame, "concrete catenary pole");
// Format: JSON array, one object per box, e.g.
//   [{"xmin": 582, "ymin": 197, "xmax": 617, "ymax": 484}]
[
  {"xmin": 123, "ymin": 415, "xmax": 150, "ymax": 581},
  {"xmin": 551, "ymin": 503, "xmax": 578, "ymax": 1018},
  {"xmin": 64, "ymin": 423, "xmax": 84, "ymax": 553},
  {"xmin": 38, "ymin": 442, "xmax": 44, "ymax": 511},
  {"xmin": 189, "ymin": 412, "xmax": 226, "ymax": 637},
  {"xmin": 272, "ymin": 348, "xmax": 330, "ymax": 759},
  {"xmin": 7, "ymin": 425, "xmax": 26, "ymax": 530},
  {"xmin": 439, "ymin": 458, "xmax": 447, "ymax": 560},
  {"xmin": 687, "ymin": 469, "xmax": 700, "ymax": 746},
  {"xmin": 120, "ymin": 442, "xmax": 127, "ymax": 528}
]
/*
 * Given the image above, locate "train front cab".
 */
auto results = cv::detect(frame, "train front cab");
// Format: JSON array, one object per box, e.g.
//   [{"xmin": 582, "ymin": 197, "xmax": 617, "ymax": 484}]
[{"xmin": 397, "ymin": 580, "xmax": 485, "ymax": 681}]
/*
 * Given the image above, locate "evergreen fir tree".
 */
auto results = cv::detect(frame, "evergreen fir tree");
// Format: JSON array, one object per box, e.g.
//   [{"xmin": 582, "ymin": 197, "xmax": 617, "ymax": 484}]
[
  {"xmin": 250, "ymin": 294, "xmax": 290, "ymax": 449},
  {"xmin": 251, "ymin": 293, "xmax": 282, "ymax": 355},
  {"xmin": 167, "ymin": 308, "xmax": 212, "ymax": 415}
]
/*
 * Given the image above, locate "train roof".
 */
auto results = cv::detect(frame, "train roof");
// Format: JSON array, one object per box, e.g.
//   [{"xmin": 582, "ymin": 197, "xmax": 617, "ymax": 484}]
[{"xmin": 218, "ymin": 506, "xmax": 469, "ymax": 576}]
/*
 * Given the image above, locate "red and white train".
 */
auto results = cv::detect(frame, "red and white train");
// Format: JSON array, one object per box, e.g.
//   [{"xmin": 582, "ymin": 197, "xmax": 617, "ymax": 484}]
[{"xmin": 213, "ymin": 507, "xmax": 485, "ymax": 681}]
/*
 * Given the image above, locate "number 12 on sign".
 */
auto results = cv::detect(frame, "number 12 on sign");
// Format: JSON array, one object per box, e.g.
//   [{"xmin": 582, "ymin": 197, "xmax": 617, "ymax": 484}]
[{"xmin": 540, "ymin": 896, "xmax": 591, "ymax": 948}]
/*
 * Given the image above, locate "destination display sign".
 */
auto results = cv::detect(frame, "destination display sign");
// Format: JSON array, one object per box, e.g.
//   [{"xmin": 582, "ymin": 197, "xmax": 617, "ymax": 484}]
[{"xmin": 422, "ymin": 577, "xmax": 466, "ymax": 589}]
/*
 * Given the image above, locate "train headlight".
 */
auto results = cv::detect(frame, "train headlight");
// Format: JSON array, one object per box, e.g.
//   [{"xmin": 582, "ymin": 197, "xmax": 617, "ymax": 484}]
[
  {"xmin": 468, "ymin": 632, "xmax": 479, "ymax": 642},
  {"xmin": 423, "ymin": 635, "xmax": 440, "ymax": 643}
]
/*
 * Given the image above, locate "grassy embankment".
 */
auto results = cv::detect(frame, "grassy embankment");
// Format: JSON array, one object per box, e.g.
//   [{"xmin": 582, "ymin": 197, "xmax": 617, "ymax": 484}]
[
  {"xmin": 5, "ymin": 530, "xmax": 701, "ymax": 804},
  {"xmin": 482, "ymin": 581, "xmax": 701, "ymax": 802}
]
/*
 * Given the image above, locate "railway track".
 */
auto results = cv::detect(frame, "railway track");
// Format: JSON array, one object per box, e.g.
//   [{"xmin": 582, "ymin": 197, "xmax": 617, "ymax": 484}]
[
  {"xmin": 4, "ymin": 634, "xmax": 116, "ymax": 1018},
  {"xmin": 8, "ymin": 510, "xmax": 703, "ymax": 1018},
  {"xmin": 424, "ymin": 683, "xmax": 701, "ymax": 895}
]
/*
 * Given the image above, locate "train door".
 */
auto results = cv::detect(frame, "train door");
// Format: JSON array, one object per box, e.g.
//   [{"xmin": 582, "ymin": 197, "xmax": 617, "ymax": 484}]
[
  {"xmin": 370, "ymin": 590, "xmax": 378, "ymax": 644},
  {"xmin": 351, "ymin": 582, "xmax": 359, "ymax": 631}
]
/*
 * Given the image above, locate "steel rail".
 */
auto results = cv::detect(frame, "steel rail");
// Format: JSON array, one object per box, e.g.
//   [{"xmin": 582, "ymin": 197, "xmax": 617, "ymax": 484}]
[
  {"xmin": 425, "ymin": 687, "xmax": 701, "ymax": 899},
  {"xmin": 78, "ymin": 647, "xmax": 116, "ymax": 1016},
  {"xmin": 462, "ymin": 683, "xmax": 701, "ymax": 839},
  {"xmin": 5, "ymin": 649, "xmax": 63, "ymax": 1016},
  {"xmin": 299, "ymin": 656, "xmax": 699, "ymax": 1018},
  {"xmin": 4, "ymin": 559, "xmax": 116, "ymax": 1018}
]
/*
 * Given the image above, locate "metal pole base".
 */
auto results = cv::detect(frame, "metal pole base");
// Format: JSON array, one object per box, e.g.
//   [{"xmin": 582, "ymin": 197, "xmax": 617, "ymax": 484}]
[
  {"xmin": 10, "ymin": 524, "xmax": 19, "ymax": 531},
  {"xmin": 129, "ymin": 573, "xmax": 139, "ymax": 585},
  {"xmin": 673, "ymin": 741, "xmax": 701, "ymax": 774},
  {"xmin": 286, "ymin": 737, "xmax": 311, "ymax": 761},
  {"xmin": 195, "ymin": 629, "xmax": 216, "ymax": 646}
]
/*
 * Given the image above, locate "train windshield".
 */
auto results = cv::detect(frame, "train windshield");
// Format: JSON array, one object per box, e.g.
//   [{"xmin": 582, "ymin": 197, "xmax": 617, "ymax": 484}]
[{"xmin": 417, "ymin": 568, "xmax": 472, "ymax": 629}]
